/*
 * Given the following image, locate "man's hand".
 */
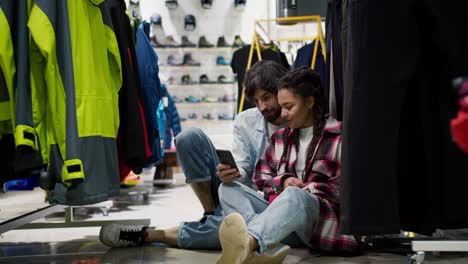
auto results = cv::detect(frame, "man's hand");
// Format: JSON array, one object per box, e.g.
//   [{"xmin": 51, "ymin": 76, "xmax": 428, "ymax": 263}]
[
  {"xmin": 283, "ymin": 177, "xmax": 305, "ymax": 188},
  {"xmin": 217, "ymin": 163, "xmax": 240, "ymax": 183}
]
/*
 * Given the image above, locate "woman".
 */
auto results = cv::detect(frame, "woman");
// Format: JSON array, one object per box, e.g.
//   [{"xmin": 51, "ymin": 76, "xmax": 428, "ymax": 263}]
[{"xmin": 216, "ymin": 67, "xmax": 359, "ymax": 264}]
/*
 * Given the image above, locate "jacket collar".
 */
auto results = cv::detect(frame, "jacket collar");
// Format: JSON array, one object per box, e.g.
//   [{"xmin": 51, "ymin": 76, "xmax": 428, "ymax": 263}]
[{"xmin": 286, "ymin": 117, "xmax": 341, "ymax": 136}]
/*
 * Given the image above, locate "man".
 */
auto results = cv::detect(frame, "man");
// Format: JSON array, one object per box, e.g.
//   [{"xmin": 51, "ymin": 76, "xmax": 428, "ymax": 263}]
[{"xmin": 99, "ymin": 60, "xmax": 289, "ymax": 249}]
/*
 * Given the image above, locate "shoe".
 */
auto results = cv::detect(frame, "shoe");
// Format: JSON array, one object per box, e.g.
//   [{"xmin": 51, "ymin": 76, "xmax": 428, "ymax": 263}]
[
  {"xmin": 167, "ymin": 76, "xmax": 175, "ymax": 84},
  {"xmin": 218, "ymin": 113, "xmax": 234, "ymax": 120},
  {"xmin": 172, "ymin": 96, "xmax": 184, "ymax": 103},
  {"xmin": 167, "ymin": 55, "xmax": 182, "ymax": 66},
  {"xmin": 120, "ymin": 172, "xmax": 140, "ymax": 188},
  {"xmin": 216, "ymin": 56, "xmax": 230, "ymax": 65},
  {"xmin": 181, "ymin": 36, "xmax": 196, "ymax": 48},
  {"xmin": 183, "ymin": 53, "xmax": 201, "ymax": 66},
  {"xmin": 202, "ymin": 113, "xmax": 215, "ymax": 120},
  {"xmin": 201, "ymin": 0, "xmax": 213, "ymax": 9},
  {"xmin": 188, "ymin": 113, "xmax": 198, "ymax": 119},
  {"xmin": 184, "ymin": 14, "xmax": 196, "ymax": 31},
  {"xmin": 199, "ymin": 74, "xmax": 216, "ymax": 84},
  {"xmin": 150, "ymin": 35, "xmax": 165, "ymax": 48},
  {"xmin": 219, "ymin": 94, "xmax": 235, "ymax": 102},
  {"xmin": 163, "ymin": 35, "xmax": 180, "ymax": 47},
  {"xmin": 232, "ymin": 35, "xmax": 245, "ymax": 48},
  {"xmin": 199, "ymin": 36, "xmax": 214, "ymax": 48},
  {"xmin": 217, "ymin": 36, "xmax": 231, "ymax": 47},
  {"xmin": 100, "ymin": 224, "xmax": 149, "ymax": 247},
  {"xmin": 180, "ymin": 117, "xmax": 187, "ymax": 122},
  {"xmin": 150, "ymin": 13, "xmax": 162, "ymax": 27},
  {"xmin": 165, "ymin": 0, "xmax": 178, "ymax": 9},
  {"xmin": 246, "ymin": 244, "xmax": 290, "ymax": 264},
  {"xmin": 234, "ymin": 0, "xmax": 246, "ymax": 11},
  {"xmin": 218, "ymin": 75, "xmax": 235, "ymax": 83},
  {"xmin": 217, "ymin": 213, "xmax": 250, "ymax": 264},
  {"xmin": 203, "ymin": 96, "xmax": 218, "ymax": 103},
  {"xmin": 181, "ymin": 74, "xmax": 196, "ymax": 85},
  {"xmin": 185, "ymin": 96, "xmax": 201, "ymax": 103}
]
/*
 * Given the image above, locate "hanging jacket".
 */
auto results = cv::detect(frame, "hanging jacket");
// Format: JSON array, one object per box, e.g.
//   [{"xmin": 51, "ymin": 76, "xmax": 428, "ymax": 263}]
[
  {"xmin": 156, "ymin": 100, "xmax": 166, "ymax": 158},
  {"xmin": 135, "ymin": 22, "xmax": 162, "ymax": 164},
  {"xmin": 108, "ymin": 0, "xmax": 152, "ymax": 172},
  {"xmin": 28, "ymin": 0, "xmax": 122, "ymax": 205},
  {"xmin": 160, "ymin": 84, "xmax": 181, "ymax": 150}
]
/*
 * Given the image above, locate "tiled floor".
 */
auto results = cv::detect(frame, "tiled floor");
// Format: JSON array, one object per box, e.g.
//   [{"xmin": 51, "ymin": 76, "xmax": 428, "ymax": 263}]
[{"xmin": 1, "ymin": 169, "xmax": 468, "ymax": 263}]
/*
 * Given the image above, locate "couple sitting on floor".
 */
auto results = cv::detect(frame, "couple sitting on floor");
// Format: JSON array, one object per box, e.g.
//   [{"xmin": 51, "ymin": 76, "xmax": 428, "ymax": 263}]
[{"xmin": 100, "ymin": 61, "xmax": 360, "ymax": 264}]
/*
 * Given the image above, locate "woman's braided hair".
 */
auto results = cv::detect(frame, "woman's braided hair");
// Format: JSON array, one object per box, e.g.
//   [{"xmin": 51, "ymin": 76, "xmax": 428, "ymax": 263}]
[{"xmin": 277, "ymin": 67, "xmax": 327, "ymax": 175}]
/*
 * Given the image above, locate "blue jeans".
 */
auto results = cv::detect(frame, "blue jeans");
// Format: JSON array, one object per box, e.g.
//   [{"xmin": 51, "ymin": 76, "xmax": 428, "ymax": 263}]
[
  {"xmin": 219, "ymin": 182, "xmax": 319, "ymax": 254},
  {"xmin": 174, "ymin": 127, "xmax": 223, "ymax": 249}
]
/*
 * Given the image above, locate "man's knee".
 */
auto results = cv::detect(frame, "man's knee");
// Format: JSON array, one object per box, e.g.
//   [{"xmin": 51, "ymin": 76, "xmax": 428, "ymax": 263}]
[
  {"xmin": 174, "ymin": 127, "xmax": 205, "ymax": 150},
  {"xmin": 218, "ymin": 182, "xmax": 242, "ymax": 203}
]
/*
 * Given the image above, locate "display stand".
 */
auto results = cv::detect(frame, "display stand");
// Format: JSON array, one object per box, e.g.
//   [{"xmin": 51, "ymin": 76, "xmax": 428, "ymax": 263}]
[
  {"xmin": 410, "ymin": 241, "xmax": 468, "ymax": 264},
  {"xmin": 238, "ymin": 15, "xmax": 326, "ymax": 112}
]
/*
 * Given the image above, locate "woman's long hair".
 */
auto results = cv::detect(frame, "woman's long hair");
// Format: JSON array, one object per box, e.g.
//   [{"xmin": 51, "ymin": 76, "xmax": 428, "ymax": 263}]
[{"xmin": 277, "ymin": 67, "xmax": 327, "ymax": 176}]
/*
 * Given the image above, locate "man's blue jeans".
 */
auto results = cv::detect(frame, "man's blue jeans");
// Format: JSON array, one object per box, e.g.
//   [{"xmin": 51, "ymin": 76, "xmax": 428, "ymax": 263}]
[
  {"xmin": 174, "ymin": 127, "xmax": 223, "ymax": 249},
  {"xmin": 219, "ymin": 182, "xmax": 319, "ymax": 254}
]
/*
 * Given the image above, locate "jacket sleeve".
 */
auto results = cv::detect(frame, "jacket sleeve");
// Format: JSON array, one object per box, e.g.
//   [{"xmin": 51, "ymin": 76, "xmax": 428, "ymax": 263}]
[{"xmin": 231, "ymin": 115, "xmax": 255, "ymax": 184}]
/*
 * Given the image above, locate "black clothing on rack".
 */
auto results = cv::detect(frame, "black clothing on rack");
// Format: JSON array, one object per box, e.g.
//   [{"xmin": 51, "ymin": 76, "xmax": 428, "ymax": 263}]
[
  {"xmin": 231, "ymin": 45, "xmax": 290, "ymax": 112},
  {"xmin": 340, "ymin": 0, "xmax": 468, "ymax": 235}
]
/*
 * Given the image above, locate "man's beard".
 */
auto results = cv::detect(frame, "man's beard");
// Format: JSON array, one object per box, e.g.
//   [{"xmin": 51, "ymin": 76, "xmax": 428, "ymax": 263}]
[{"xmin": 262, "ymin": 107, "xmax": 281, "ymax": 123}]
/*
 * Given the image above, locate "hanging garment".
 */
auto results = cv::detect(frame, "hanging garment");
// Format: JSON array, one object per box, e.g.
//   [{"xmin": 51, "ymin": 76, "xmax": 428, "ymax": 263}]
[
  {"xmin": 108, "ymin": 0, "xmax": 152, "ymax": 172},
  {"xmin": 156, "ymin": 100, "xmax": 166, "ymax": 158},
  {"xmin": 340, "ymin": 0, "xmax": 468, "ymax": 235},
  {"xmin": 231, "ymin": 45, "xmax": 290, "ymax": 112},
  {"xmin": 135, "ymin": 22, "xmax": 162, "ymax": 164},
  {"xmin": 28, "ymin": 0, "xmax": 122, "ymax": 205},
  {"xmin": 293, "ymin": 41, "xmax": 328, "ymax": 108},
  {"xmin": 160, "ymin": 84, "xmax": 181, "ymax": 150},
  {"xmin": 0, "ymin": 0, "xmax": 15, "ymax": 127}
]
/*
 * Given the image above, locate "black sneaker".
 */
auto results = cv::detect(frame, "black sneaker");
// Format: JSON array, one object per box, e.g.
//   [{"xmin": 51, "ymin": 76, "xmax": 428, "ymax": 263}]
[
  {"xmin": 199, "ymin": 74, "xmax": 215, "ymax": 84},
  {"xmin": 183, "ymin": 53, "xmax": 201, "ymax": 66},
  {"xmin": 217, "ymin": 36, "xmax": 230, "ymax": 47},
  {"xmin": 181, "ymin": 36, "xmax": 196, "ymax": 48},
  {"xmin": 100, "ymin": 224, "xmax": 149, "ymax": 247},
  {"xmin": 198, "ymin": 36, "xmax": 214, "ymax": 48}
]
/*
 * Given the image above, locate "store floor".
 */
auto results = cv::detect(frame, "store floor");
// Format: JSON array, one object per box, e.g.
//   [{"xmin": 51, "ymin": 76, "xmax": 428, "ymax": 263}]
[{"xmin": 1, "ymin": 169, "xmax": 467, "ymax": 263}]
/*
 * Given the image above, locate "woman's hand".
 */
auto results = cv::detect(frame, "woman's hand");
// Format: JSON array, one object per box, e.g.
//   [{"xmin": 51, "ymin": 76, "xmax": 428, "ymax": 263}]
[
  {"xmin": 217, "ymin": 164, "xmax": 241, "ymax": 183},
  {"xmin": 283, "ymin": 177, "xmax": 305, "ymax": 188}
]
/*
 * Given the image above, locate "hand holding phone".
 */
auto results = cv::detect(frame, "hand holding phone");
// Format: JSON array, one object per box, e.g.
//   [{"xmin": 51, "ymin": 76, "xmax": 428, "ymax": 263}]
[{"xmin": 216, "ymin": 149, "xmax": 240, "ymax": 183}]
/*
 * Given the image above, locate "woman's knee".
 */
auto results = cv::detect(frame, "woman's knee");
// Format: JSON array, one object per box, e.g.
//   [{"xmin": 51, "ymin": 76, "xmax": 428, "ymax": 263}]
[
  {"xmin": 174, "ymin": 127, "xmax": 205, "ymax": 149},
  {"xmin": 218, "ymin": 182, "xmax": 242, "ymax": 203}
]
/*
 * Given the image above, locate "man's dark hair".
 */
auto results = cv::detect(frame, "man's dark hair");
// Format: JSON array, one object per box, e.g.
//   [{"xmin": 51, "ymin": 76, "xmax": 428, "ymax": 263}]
[{"xmin": 244, "ymin": 60, "xmax": 288, "ymax": 100}]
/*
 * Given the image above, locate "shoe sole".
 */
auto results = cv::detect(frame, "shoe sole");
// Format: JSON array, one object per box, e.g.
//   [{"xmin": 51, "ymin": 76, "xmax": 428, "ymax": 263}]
[{"xmin": 217, "ymin": 213, "xmax": 249, "ymax": 264}]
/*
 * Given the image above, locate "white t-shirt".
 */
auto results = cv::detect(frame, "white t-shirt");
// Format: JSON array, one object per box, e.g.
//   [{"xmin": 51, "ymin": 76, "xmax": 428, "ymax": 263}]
[
  {"xmin": 296, "ymin": 126, "xmax": 314, "ymax": 180},
  {"xmin": 267, "ymin": 122, "xmax": 281, "ymax": 140}
]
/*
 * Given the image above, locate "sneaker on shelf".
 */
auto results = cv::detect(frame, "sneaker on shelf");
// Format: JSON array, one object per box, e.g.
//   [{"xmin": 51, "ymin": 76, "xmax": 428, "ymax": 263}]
[
  {"xmin": 198, "ymin": 36, "xmax": 214, "ymax": 48},
  {"xmin": 202, "ymin": 113, "xmax": 215, "ymax": 120},
  {"xmin": 218, "ymin": 75, "xmax": 235, "ymax": 83},
  {"xmin": 219, "ymin": 94, "xmax": 235, "ymax": 102},
  {"xmin": 217, "ymin": 36, "xmax": 231, "ymax": 47},
  {"xmin": 199, "ymin": 74, "xmax": 216, "ymax": 84},
  {"xmin": 216, "ymin": 56, "xmax": 230, "ymax": 65},
  {"xmin": 167, "ymin": 55, "xmax": 182, "ymax": 66},
  {"xmin": 180, "ymin": 116, "xmax": 187, "ymax": 122},
  {"xmin": 172, "ymin": 96, "xmax": 184, "ymax": 103},
  {"xmin": 150, "ymin": 35, "xmax": 165, "ymax": 48},
  {"xmin": 232, "ymin": 35, "xmax": 245, "ymax": 48},
  {"xmin": 183, "ymin": 53, "xmax": 201, "ymax": 66},
  {"xmin": 181, "ymin": 74, "xmax": 196, "ymax": 85},
  {"xmin": 203, "ymin": 96, "xmax": 218, "ymax": 103},
  {"xmin": 120, "ymin": 172, "xmax": 140, "ymax": 188},
  {"xmin": 100, "ymin": 224, "xmax": 149, "ymax": 248},
  {"xmin": 150, "ymin": 13, "xmax": 162, "ymax": 27},
  {"xmin": 201, "ymin": 0, "xmax": 213, "ymax": 9},
  {"xmin": 181, "ymin": 36, "xmax": 197, "ymax": 48},
  {"xmin": 184, "ymin": 14, "xmax": 196, "ymax": 31},
  {"xmin": 167, "ymin": 76, "xmax": 175, "ymax": 84},
  {"xmin": 185, "ymin": 95, "xmax": 201, "ymax": 103},
  {"xmin": 165, "ymin": 0, "xmax": 178, "ymax": 9},
  {"xmin": 163, "ymin": 35, "xmax": 180, "ymax": 48},
  {"xmin": 218, "ymin": 113, "xmax": 234, "ymax": 120},
  {"xmin": 234, "ymin": 0, "xmax": 246, "ymax": 11},
  {"xmin": 187, "ymin": 113, "xmax": 198, "ymax": 119}
]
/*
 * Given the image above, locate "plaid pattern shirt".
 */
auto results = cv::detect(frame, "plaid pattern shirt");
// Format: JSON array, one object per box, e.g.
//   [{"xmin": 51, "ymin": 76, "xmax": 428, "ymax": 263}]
[{"xmin": 254, "ymin": 118, "xmax": 359, "ymax": 252}]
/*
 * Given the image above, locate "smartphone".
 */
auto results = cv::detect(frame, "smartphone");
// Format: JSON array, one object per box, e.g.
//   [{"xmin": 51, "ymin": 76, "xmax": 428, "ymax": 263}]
[{"xmin": 216, "ymin": 149, "xmax": 239, "ymax": 171}]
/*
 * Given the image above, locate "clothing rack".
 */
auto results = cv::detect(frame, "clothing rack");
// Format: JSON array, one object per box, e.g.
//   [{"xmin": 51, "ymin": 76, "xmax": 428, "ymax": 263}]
[{"xmin": 238, "ymin": 15, "xmax": 326, "ymax": 113}]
